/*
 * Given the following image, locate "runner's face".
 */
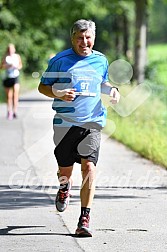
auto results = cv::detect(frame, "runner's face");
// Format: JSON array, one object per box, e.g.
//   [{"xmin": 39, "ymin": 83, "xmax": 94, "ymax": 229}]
[{"xmin": 71, "ymin": 30, "xmax": 95, "ymax": 56}]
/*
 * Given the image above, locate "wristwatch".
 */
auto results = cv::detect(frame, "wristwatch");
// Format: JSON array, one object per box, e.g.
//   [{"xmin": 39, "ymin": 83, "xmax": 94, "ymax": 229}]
[{"xmin": 110, "ymin": 86, "xmax": 119, "ymax": 92}]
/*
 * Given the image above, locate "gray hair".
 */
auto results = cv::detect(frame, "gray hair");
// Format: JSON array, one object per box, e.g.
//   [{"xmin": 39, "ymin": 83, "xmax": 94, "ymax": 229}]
[{"xmin": 70, "ymin": 19, "xmax": 96, "ymax": 37}]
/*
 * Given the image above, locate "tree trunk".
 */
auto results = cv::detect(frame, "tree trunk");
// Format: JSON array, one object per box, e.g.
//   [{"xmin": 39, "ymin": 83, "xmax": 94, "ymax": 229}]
[
  {"xmin": 134, "ymin": 0, "xmax": 148, "ymax": 84},
  {"xmin": 114, "ymin": 15, "xmax": 122, "ymax": 58},
  {"xmin": 123, "ymin": 12, "xmax": 129, "ymax": 58}
]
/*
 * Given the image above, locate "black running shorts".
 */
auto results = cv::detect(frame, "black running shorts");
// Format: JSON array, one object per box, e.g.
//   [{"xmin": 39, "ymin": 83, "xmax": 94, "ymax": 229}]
[
  {"xmin": 3, "ymin": 77, "xmax": 19, "ymax": 88},
  {"xmin": 53, "ymin": 125, "xmax": 101, "ymax": 167}
]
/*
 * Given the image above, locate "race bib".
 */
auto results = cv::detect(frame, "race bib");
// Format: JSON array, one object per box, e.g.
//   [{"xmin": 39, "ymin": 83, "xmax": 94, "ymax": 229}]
[{"xmin": 72, "ymin": 70, "xmax": 101, "ymax": 96}]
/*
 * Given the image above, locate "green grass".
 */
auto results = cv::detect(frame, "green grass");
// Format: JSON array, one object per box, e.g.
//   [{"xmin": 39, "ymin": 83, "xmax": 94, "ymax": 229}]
[
  {"xmin": 103, "ymin": 83, "xmax": 167, "ymax": 168},
  {"xmin": 19, "ymin": 74, "xmax": 40, "ymax": 94},
  {"xmin": 103, "ymin": 43, "xmax": 167, "ymax": 168},
  {"xmin": 148, "ymin": 44, "xmax": 167, "ymax": 61},
  {"xmin": 0, "ymin": 82, "xmax": 6, "ymax": 103},
  {"xmin": 147, "ymin": 44, "xmax": 167, "ymax": 87}
]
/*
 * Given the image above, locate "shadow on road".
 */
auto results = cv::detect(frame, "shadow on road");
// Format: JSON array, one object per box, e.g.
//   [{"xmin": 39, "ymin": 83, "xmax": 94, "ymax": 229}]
[
  {"xmin": 0, "ymin": 225, "xmax": 78, "ymax": 237},
  {"xmin": 0, "ymin": 185, "xmax": 157, "ymax": 210},
  {"xmin": 0, "ymin": 185, "xmax": 54, "ymax": 210}
]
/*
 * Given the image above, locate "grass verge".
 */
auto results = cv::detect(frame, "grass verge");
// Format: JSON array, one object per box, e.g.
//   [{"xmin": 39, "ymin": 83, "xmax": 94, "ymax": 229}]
[{"xmin": 103, "ymin": 84, "xmax": 167, "ymax": 169}]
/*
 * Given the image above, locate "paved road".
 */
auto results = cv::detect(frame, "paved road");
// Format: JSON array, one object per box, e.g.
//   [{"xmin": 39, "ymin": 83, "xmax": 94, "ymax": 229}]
[{"xmin": 0, "ymin": 90, "xmax": 167, "ymax": 252}]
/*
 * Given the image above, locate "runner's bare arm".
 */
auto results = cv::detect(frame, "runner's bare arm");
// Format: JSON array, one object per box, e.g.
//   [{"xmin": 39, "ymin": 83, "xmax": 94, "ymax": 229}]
[{"xmin": 38, "ymin": 83, "xmax": 75, "ymax": 101}]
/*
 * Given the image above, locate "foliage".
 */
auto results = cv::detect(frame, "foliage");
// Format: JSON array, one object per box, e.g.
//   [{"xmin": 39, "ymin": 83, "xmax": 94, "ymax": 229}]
[
  {"xmin": 148, "ymin": 0, "xmax": 167, "ymax": 43},
  {"xmin": 104, "ymin": 84, "xmax": 167, "ymax": 168},
  {"xmin": 103, "ymin": 42, "xmax": 167, "ymax": 168},
  {"xmin": 0, "ymin": 0, "xmax": 167, "ymax": 74},
  {"xmin": 146, "ymin": 44, "xmax": 167, "ymax": 90},
  {"xmin": 0, "ymin": 0, "xmax": 135, "ymax": 74}
]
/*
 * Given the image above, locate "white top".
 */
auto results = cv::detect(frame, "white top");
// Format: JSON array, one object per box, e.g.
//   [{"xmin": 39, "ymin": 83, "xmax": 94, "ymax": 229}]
[{"xmin": 5, "ymin": 54, "xmax": 20, "ymax": 78}]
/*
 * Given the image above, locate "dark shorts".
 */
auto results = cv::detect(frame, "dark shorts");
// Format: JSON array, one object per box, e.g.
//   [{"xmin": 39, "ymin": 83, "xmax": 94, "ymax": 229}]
[
  {"xmin": 3, "ymin": 77, "xmax": 19, "ymax": 88},
  {"xmin": 53, "ymin": 125, "xmax": 101, "ymax": 167}
]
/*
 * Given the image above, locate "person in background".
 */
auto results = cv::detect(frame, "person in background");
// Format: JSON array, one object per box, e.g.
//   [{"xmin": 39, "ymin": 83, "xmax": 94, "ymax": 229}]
[
  {"xmin": 0, "ymin": 43, "xmax": 22, "ymax": 120},
  {"xmin": 38, "ymin": 19, "xmax": 120, "ymax": 237}
]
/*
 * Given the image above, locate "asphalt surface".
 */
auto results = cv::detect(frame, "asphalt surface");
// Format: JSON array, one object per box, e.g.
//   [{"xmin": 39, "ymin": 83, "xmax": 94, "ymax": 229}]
[{"xmin": 0, "ymin": 89, "xmax": 167, "ymax": 252}]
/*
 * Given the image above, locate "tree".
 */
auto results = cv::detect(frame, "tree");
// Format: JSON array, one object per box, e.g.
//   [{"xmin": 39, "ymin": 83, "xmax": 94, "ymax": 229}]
[
  {"xmin": 0, "ymin": 0, "xmax": 150, "ymax": 80},
  {"xmin": 134, "ymin": 0, "xmax": 148, "ymax": 83},
  {"xmin": 148, "ymin": 0, "xmax": 167, "ymax": 43}
]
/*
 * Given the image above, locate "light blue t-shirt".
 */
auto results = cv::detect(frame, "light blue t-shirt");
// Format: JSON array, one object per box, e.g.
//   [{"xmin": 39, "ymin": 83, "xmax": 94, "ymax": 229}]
[{"xmin": 41, "ymin": 48, "xmax": 109, "ymax": 128}]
